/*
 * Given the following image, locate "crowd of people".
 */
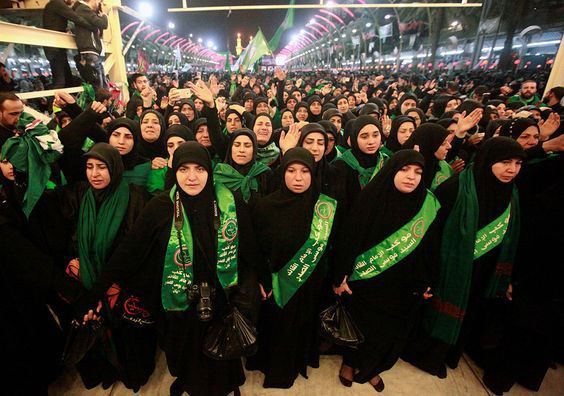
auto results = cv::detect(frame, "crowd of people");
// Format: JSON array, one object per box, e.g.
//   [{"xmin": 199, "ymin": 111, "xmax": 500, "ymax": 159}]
[
  {"xmin": 1, "ymin": 28, "xmax": 564, "ymax": 395},
  {"xmin": 1, "ymin": 4, "xmax": 562, "ymax": 396}
]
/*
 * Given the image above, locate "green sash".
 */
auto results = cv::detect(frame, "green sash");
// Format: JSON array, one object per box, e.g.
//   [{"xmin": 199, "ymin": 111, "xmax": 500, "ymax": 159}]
[
  {"xmin": 213, "ymin": 161, "xmax": 270, "ymax": 202},
  {"xmin": 123, "ymin": 161, "xmax": 151, "ymax": 187},
  {"xmin": 431, "ymin": 160, "xmax": 454, "ymax": 191},
  {"xmin": 146, "ymin": 165, "xmax": 168, "ymax": 194},
  {"xmin": 257, "ymin": 142, "xmax": 280, "ymax": 166},
  {"xmin": 272, "ymin": 194, "xmax": 337, "ymax": 308},
  {"xmin": 424, "ymin": 166, "xmax": 520, "ymax": 345},
  {"xmin": 161, "ymin": 184, "xmax": 239, "ymax": 311},
  {"xmin": 349, "ymin": 192, "xmax": 440, "ymax": 282},
  {"xmin": 340, "ymin": 149, "xmax": 388, "ymax": 188},
  {"xmin": 473, "ymin": 203, "xmax": 511, "ymax": 260}
]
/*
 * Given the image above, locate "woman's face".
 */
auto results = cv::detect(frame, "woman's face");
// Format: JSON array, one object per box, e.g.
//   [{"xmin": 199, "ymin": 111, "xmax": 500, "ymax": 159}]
[
  {"xmin": 181, "ymin": 104, "xmax": 195, "ymax": 120},
  {"xmin": 286, "ymin": 98, "xmax": 297, "ymax": 111},
  {"xmin": 281, "ymin": 111, "xmax": 294, "ymax": 128},
  {"xmin": 86, "ymin": 158, "xmax": 111, "ymax": 190},
  {"xmin": 491, "ymin": 158, "xmax": 522, "ymax": 183},
  {"xmin": 401, "ymin": 99, "xmax": 417, "ymax": 114},
  {"xmin": 0, "ymin": 159, "xmax": 14, "ymax": 181},
  {"xmin": 301, "ymin": 132, "xmax": 326, "ymax": 162},
  {"xmin": 357, "ymin": 124, "xmax": 382, "ymax": 155},
  {"xmin": 226, "ymin": 113, "xmax": 242, "ymax": 133},
  {"xmin": 296, "ymin": 107, "xmax": 309, "ymax": 122},
  {"xmin": 176, "ymin": 163, "xmax": 208, "ymax": 196},
  {"xmin": 407, "ymin": 111, "xmax": 421, "ymax": 127},
  {"xmin": 253, "ymin": 115, "xmax": 273, "ymax": 145},
  {"xmin": 109, "ymin": 127, "xmax": 134, "ymax": 155},
  {"xmin": 168, "ymin": 114, "xmax": 180, "ymax": 126},
  {"xmin": 516, "ymin": 126, "xmax": 540, "ymax": 149},
  {"xmin": 310, "ymin": 101, "xmax": 322, "ymax": 116},
  {"xmin": 284, "ymin": 163, "xmax": 311, "ymax": 194},
  {"xmin": 140, "ymin": 113, "xmax": 161, "ymax": 143},
  {"xmin": 330, "ymin": 115, "xmax": 342, "ymax": 131},
  {"xmin": 231, "ymin": 134, "xmax": 254, "ymax": 166},
  {"xmin": 434, "ymin": 134, "xmax": 454, "ymax": 160},
  {"xmin": 348, "ymin": 96, "xmax": 356, "ymax": 109},
  {"xmin": 337, "ymin": 98, "xmax": 349, "ymax": 114},
  {"xmin": 389, "ymin": 98, "xmax": 398, "ymax": 110},
  {"xmin": 256, "ymin": 102, "xmax": 269, "ymax": 115},
  {"xmin": 445, "ymin": 99, "xmax": 459, "ymax": 113},
  {"xmin": 397, "ymin": 121, "xmax": 415, "ymax": 145},
  {"xmin": 193, "ymin": 98, "xmax": 204, "ymax": 112},
  {"xmin": 167, "ymin": 136, "xmax": 186, "ymax": 159},
  {"xmin": 394, "ymin": 164, "xmax": 423, "ymax": 193},
  {"xmin": 195, "ymin": 125, "xmax": 211, "ymax": 147}
]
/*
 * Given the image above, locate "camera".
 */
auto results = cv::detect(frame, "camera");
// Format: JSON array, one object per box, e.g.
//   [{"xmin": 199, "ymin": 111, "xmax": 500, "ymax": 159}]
[{"xmin": 188, "ymin": 282, "xmax": 215, "ymax": 322}]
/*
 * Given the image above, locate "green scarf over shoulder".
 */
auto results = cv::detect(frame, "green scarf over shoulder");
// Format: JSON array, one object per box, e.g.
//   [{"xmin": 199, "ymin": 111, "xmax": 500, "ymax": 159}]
[
  {"xmin": 340, "ymin": 149, "xmax": 388, "ymax": 188},
  {"xmin": 424, "ymin": 166, "xmax": 520, "ymax": 345},
  {"xmin": 214, "ymin": 162, "xmax": 270, "ymax": 202},
  {"xmin": 78, "ymin": 180, "xmax": 130, "ymax": 289}
]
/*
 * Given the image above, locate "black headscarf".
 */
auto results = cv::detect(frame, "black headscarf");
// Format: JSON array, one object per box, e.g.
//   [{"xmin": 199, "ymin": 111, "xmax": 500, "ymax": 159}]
[
  {"xmin": 225, "ymin": 128, "xmax": 258, "ymax": 175},
  {"xmin": 396, "ymin": 93, "xmax": 418, "ymax": 116},
  {"xmin": 405, "ymin": 107, "xmax": 427, "ymax": 125},
  {"xmin": 349, "ymin": 115, "xmax": 384, "ymax": 168},
  {"xmin": 359, "ymin": 103, "xmax": 380, "ymax": 117},
  {"xmin": 106, "ymin": 117, "xmax": 143, "ymax": 170},
  {"xmin": 472, "ymin": 137, "xmax": 525, "ymax": 227},
  {"xmin": 278, "ymin": 147, "xmax": 317, "ymax": 213},
  {"xmin": 307, "ymin": 95, "xmax": 323, "ymax": 122},
  {"xmin": 436, "ymin": 118, "xmax": 457, "ymax": 130},
  {"xmin": 294, "ymin": 101, "xmax": 310, "ymax": 121},
  {"xmin": 251, "ymin": 113, "xmax": 275, "ymax": 147},
  {"xmin": 387, "ymin": 116, "xmax": 416, "ymax": 153},
  {"xmin": 354, "ymin": 149, "xmax": 426, "ymax": 243},
  {"xmin": 431, "ymin": 95, "xmax": 455, "ymax": 119},
  {"xmin": 225, "ymin": 108, "xmax": 246, "ymax": 129},
  {"xmin": 83, "ymin": 143, "xmax": 124, "ymax": 203},
  {"xmin": 253, "ymin": 97, "xmax": 269, "ymax": 114},
  {"xmin": 138, "ymin": 109, "xmax": 167, "ymax": 160},
  {"xmin": 171, "ymin": 141, "xmax": 216, "ymax": 284},
  {"xmin": 166, "ymin": 111, "xmax": 190, "ymax": 128},
  {"xmin": 165, "ymin": 124, "xmax": 194, "ymax": 142},
  {"xmin": 498, "ymin": 117, "xmax": 539, "ymax": 140},
  {"xmin": 402, "ymin": 123, "xmax": 450, "ymax": 188},
  {"xmin": 319, "ymin": 120, "xmax": 339, "ymax": 161}
]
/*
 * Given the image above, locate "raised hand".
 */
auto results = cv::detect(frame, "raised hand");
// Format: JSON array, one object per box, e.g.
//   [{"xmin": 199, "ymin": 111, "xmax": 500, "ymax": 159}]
[
  {"xmin": 457, "ymin": 108, "xmax": 482, "ymax": 136},
  {"xmin": 151, "ymin": 157, "xmax": 167, "ymax": 170},
  {"xmin": 333, "ymin": 276, "xmax": 352, "ymax": 296},
  {"xmin": 187, "ymin": 80, "xmax": 214, "ymax": 107},
  {"xmin": 90, "ymin": 101, "xmax": 107, "ymax": 114},
  {"xmin": 279, "ymin": 122, "xmax": 302, "ymax": 154},
  {"xmin": 274, "ymin": 66, "xmax": 286, "ymax": 81},
  {"xmin": 54, "ymin": 90, "xmax": 76, "ymax": 107},
  {"xmin": 381, "ymin": 114, "xmax": 392, "ymax": 137},
  {"xmin": 259, "ymin": 284, "xmax": 272, "ymax": 300},
  {"xmin": 539, "ymin": 111, "xmax": 560, "ymax": 140},
  {"xmin": 450, "ymin": 158, "xmax": 465, "ymax": 174},
  {"xmin": 160, "ymin": 96, "xmax": 169, "ymax": 109}
]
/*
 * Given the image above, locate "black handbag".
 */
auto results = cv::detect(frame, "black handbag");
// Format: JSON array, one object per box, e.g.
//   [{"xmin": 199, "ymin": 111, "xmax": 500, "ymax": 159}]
[
  {"xmin": 61, "ymin": 318, "xmax": 105, "ymax": 366},
  {"xmin": 203, "ymin": 306, "xmax": 258, "ymax": 360},
  {"xmin": 319, "ymin": 297, "xmax": 364, "ymax": 347}
]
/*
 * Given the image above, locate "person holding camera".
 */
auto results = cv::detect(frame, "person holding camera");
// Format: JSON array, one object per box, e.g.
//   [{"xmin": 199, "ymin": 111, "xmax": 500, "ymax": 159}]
[
  {"xmin": 75, "ymin": 141, "xmax": 262, "ymax": 396},
  {"xmin": 72, "ymin": 0, "xmax": 108, "ymax": 88}
]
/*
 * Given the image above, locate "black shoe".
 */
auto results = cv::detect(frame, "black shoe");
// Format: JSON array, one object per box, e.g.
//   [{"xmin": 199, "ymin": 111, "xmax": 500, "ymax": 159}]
[
  {"xmin": 339, "ymin": 375, "xmax": 353, "ymax": 387},
  {"xmin": 370, "ymin": 377, "xmax": 385, "ymax": 392}
]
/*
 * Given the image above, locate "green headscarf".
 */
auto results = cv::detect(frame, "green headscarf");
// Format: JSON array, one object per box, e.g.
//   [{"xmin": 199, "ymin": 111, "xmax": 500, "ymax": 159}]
[
  {"xmin": 1, "ymin": 113, "xmax": 63, "ymax": 217},
  {"xmin": 77, "ymin": 143, "xmax": 130, "ymax": 289}
]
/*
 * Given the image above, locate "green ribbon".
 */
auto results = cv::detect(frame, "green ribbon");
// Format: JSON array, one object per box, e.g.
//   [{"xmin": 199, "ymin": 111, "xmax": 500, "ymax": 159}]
[
  {"xmin": 349, "ymin": 192, "xmax": 441, "ymax": 282},
  {"xmin": 431, "ymin": 160, "xmax": 454, "ymax": 191},
  {"xmin": 213, "ymin": 162, "xmax": 270, "ymax": 202},
  {"xmin": 122, "ymin": 161, "xmax": 151, "ymax": 187},
  {"xmin": 272, "ymin": 194, "xmax": 337, "ymax": 308},
  {"xmin": 256, "ymin": 142, "xmax": 280, "ymax": 166},
  {"xmin": 161, "ymin": 184, "xmax": 239, "ymax": 311},
  {"xmin": 78, "ymin": 180, "xmax": 130, "ymax": 289},
  {"xmin": 339, "ymin": 149, "xmax": 388, "ymax": 188}
]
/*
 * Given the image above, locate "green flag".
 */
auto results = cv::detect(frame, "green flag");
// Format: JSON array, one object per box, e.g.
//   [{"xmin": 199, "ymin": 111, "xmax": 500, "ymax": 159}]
[
  {"xmin": 268, "ymin": 0, "xmax": 295, "ymax": 52},
  {"xmin": 224, "ymin": 52, "xmax": 232, "ymax": 72},
  {"xmin": 235, "ymin": 28, "xmax": 272, "ymax": 71}
]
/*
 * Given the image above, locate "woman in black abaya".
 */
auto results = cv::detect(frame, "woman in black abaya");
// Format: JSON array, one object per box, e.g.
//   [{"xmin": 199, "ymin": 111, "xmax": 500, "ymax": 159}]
[
  {"xmin": 333, "ymin": 150, "xmax": 440, "ymax": 392},
  {"xmin": 76, "ymin": 142, "xmax": 261, "ymax": 396},
  {"xmin": 403, "ymin": 137, "xmax": 525, "ymax": 379},
  {"xmin": 247, "ymin": 148, "xmax": 339, "ymax": 388}
]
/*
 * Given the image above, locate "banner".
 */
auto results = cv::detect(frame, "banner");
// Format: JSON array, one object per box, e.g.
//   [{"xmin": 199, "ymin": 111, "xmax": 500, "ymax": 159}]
[
  {"xmin": 234, "ymin": 28, "xmax": 272, "ymax": 71},
  {"xmin": 268, "ymin": 0, "xmax": 295, "ymax": 52},
  {"xmin": 137, "ymin": 49, "xmax": 148, "ymax": 73}
]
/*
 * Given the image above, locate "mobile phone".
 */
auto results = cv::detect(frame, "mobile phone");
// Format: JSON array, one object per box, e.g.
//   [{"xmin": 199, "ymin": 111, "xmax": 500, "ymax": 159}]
[{"xmin": 171, "ymin": 88, "xmax": 192, "ymax": 99}]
